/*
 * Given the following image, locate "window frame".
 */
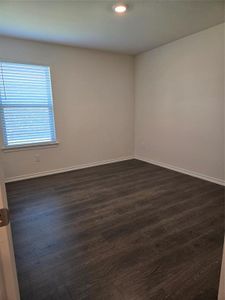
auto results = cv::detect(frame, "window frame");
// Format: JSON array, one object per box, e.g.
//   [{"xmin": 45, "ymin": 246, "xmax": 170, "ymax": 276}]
[{"xmin": 0, "ymin": 60, "xmax": 58, "ymax": 151}]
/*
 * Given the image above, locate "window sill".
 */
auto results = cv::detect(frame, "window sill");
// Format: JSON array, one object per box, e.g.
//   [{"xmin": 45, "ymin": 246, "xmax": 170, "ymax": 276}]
[{"xmin": 2, "ymin": 142, "xmax": 59, "ymax": 152}]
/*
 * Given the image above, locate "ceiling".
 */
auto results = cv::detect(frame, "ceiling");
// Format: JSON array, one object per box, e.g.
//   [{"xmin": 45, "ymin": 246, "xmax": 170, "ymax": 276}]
[{"xmin": 0, "ymin": 0, "xmax": 224, "ymax": 55}]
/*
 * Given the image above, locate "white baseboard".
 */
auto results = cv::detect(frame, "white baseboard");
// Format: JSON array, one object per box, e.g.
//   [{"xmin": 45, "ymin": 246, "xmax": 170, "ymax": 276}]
[
  {"xmin": 135, "ymin": 155, "xmax": 225, "ymax": 186},
  {"xmin": 5, "ymin": 155, "xmax": 225, "ymax": 186},
  {"xmin": 5, "ymin": 156, "xmax": 133, "ymax": 183}
]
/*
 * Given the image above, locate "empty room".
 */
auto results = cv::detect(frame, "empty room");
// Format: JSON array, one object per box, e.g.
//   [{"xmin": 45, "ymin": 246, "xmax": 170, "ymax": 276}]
[{"xmin": 0, "ymin": 0, "xmax": 224, "ymax": 299}]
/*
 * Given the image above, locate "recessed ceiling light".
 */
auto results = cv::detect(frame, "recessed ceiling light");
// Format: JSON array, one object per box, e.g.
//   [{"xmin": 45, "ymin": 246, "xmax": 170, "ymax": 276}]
[{"xmin": 112, "ymin": 3, "xmax": 128, "ymax": 14}]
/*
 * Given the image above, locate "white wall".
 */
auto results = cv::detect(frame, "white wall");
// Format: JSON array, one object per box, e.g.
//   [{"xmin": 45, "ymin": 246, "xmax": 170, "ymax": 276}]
[
  {"xmin": 135, "ymin": 24, "xmax": 224, "ymax": 183},
  {"xmin": 0, "ymin": 24, "xmax": 224, "ymax": 183},
  {"xmin": 0, "ymin": 37, "xmax": 134, "ymax": 180}
]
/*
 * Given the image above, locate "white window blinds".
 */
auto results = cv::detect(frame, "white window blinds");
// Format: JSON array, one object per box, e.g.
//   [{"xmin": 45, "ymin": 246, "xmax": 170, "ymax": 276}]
[{"xmin": 0, "ymin": 62, "xmax": 56, "ymax": 148}]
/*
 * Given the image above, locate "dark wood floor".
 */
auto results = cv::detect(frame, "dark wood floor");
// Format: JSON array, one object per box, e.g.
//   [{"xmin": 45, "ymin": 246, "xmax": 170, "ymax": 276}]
[{"xmin": 6, "ymin": 159, "xmax": 224, "ymax": 300}]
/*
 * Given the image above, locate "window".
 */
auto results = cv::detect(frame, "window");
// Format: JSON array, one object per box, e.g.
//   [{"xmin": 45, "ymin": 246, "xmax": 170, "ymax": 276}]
[{"xmin": 0, "ymin": 62, "xmax": 56, "ymax": 148}]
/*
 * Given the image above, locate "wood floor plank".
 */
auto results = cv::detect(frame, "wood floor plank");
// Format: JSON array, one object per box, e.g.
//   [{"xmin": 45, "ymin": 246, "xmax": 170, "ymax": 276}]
[{"xmin": 6, "ymin": 159, "xmax": 224, "ymax": 300}]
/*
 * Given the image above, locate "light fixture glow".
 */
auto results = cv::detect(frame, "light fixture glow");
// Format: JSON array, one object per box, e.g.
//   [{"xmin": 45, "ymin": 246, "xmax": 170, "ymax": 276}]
[{"xmin": 113, "ymin": 4, "xmax": 127, "ymax": 14}]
